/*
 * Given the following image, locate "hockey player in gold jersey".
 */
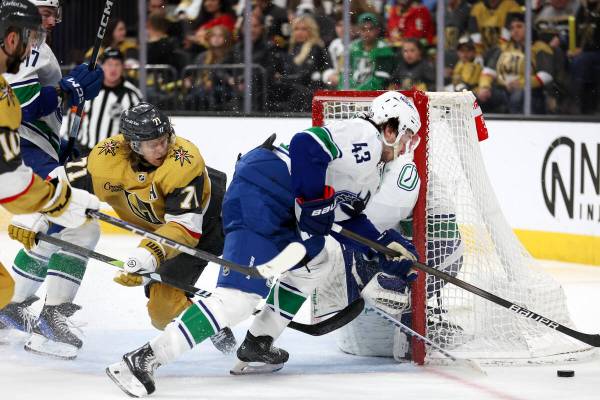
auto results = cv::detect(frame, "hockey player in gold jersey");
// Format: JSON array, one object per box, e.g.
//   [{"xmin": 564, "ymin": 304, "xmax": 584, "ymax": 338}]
[
  {"xmin": 8, "ymin": 102, "xmax": 228, "ymax": 359},
  {"xmin": 0, "ymin": 1, "xmax": 100, "ymax": 309}
]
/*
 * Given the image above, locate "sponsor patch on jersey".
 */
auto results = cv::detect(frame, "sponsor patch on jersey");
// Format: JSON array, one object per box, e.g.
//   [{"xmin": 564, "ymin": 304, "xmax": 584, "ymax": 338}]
[
  {"xmin": 170, "ymin": 146, "xmax": 193, "ymax": 166},
  {"xmin": 397, "ymin": 164, "xmax": 418, "ymax": 191},
  {"xmin": 98, "ymin": 139, "xmax": 119, "ymax": 156}
]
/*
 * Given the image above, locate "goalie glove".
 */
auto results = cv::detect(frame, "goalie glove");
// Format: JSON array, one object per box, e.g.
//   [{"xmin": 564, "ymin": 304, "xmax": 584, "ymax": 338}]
[
  {"xmin": 8, "ymin": 213, "xmax": 50, "ymax": 250},
  {"xmin": 376, "ymin": 229, "xmax": 418, "ymax": 282},
  {"xmin": 114, "ymin": 239, "xmax": 166, "ymax": 287},
  {"xmin": 41, "ymin": 178, "xmax": 100, "ymax": 228}
]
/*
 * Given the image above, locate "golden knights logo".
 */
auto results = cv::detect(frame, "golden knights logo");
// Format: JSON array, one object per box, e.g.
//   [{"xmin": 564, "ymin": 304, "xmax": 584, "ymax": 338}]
[
  {"xmin": 98, "ymin": 139, "xmax": 119, "ymax": 156},
  {"xmin": 124, "ymin": 189, "xmax": 162, "ymax": 224},
  {"xmin": 0, "ymin": 80, "xmax": 17, "ymax": 107},
  {"xmin": 170, "ymin": 146, "xmax": 193, "ymax": 166}
]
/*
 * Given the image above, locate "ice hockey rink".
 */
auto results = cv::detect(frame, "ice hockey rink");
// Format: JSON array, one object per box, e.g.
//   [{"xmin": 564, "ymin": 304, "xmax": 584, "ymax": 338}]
[{"xmin": 1, "ymin": 233, "xmax": 599, "ymax": 400}]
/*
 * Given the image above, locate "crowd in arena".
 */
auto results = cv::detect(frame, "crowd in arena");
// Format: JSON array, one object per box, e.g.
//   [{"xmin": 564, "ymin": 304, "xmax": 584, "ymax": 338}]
[{"xmin": 77, "ymin": 0, "xmax": 600, "ymax": 115}]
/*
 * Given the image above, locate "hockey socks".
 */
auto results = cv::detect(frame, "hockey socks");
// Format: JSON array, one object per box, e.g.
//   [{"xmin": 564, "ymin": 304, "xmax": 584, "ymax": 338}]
[
  {"xmin": 45, "ymin": 252, "xmax": 87, "ymax": 306},
  {"xmin": 250, "ymin": 281, "xmax": 307, "ymax": 339},
  {"xmin": 11, "ymin": 249, "xmax": 49, "ymax": 303},
  {"xmin": 150, "ymin": 300, "xmax": 220, "ymax": 365}
]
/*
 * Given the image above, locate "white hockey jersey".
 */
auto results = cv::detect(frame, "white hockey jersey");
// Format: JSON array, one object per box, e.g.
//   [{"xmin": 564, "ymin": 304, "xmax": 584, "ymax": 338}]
[
  {"xmin": 278, "ymin": 118, "xmax": 384, "ymax": 223},
  {"xmin": 4, "ymin": 42, "xmax": 62, "ymax": 161},
  {"xmin": 365, "ymin": 153, "xmax": 420, "ymax": 232}
]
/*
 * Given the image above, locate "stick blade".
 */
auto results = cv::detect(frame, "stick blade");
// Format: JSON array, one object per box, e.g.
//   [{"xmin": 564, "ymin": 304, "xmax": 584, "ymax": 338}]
[{"xmin": 256, "ymin": 242, "xmax": 306, "ymax": 278}]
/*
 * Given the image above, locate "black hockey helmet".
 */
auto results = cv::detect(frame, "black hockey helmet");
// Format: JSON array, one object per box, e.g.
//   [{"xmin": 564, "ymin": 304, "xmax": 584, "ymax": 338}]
[
  {"xmin": 0, "ymin": 0, "xmax": 44, "ymax": 46},
  {"xmin": 120, "ymin": 102, "xmax": 174, "ymax": 153}
]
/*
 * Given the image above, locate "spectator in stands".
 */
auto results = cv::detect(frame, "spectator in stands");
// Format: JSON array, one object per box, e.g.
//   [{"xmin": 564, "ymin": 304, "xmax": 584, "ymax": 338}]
[
  {"xmin": 185, "ymin": 25, "xmax": 236, "ymax": 111},
  {"xmin": 229, "ymin": 14, "xmax": 283, "ymax": 111},
  {"xmin": 450, "ymin": 36, "xmax": 482, "ymax": 91},
  {"xmin": 442, "ymin": 0, "xmax": 473, "ymax": 77},
  {"xmin": 570, "ymin": 0, "xmax": 600, "ymax": 114},
  {"xmin": 322, "ymin": 13, "xmax": 353, "ymax": 87},
  {"xmin": 389, "ymin": 38, "xmax": 435, "ymax": 91},
  {"xmin": 331, "ymin": 0, "xmax": 377, "ymax": 24},
  {"xmin": 468, "ymin": 0, "xmax": 521, "ymax": 49},
  {"xmin": 148, "ymin": 0, "xmax": 185, "ymax": 41},
  {"xmin": 268, "ymin": 14, "xmax": 331, "ymax": 112},
  {"xmin": 252, "ymin": 0, "xmax": 291, "ymax": 49},
  {"xmin": 62, "ymin": 48, "xmax": 142, "ymax": 156},
  {"xmin": 288, "ymin": 0, "xmax": 337, "ymax": 46},
  {"xmin": 332, "ymin": 12, "xmax": 394, "ymax": 90},
  {"xmin": 85, "ymin": 18, "xmax": 138, "ymax": 61},
  {"xmin": 188, "ymin": 0, "xmax": 236, "ymax": 51},
  {"xmin": 147, "ymin": 13, "xmax": 188, "ymax": 71},
  {"xmin": 387, "ymin": 0, "xmax": 435, "ymax": 47},
  {"xmin": 477, "ymin": 12, "xmax": 555, "ymax": 114}
]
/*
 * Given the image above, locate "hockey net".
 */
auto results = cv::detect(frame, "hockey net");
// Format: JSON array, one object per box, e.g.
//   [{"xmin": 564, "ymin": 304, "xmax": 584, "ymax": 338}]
[{"xmin": 311, "ymin": 90, "xmax": 594, "ymax": 365}]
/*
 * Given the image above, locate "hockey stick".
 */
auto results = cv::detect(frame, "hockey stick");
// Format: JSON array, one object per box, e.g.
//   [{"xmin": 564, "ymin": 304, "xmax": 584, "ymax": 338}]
[
  {"xmin": 87, "ymin": 210, "xmax": 306, "ymax": 279},
  {"xmin": 332, "ymin": 223, "xmax": 600, "ymax": 347},
  {"xmin": 60, "ymin": 0, "xmax": 115, "ymax": 165},
  {"xmin": 36, "ymin": 232, "xmax": 347, "ymax": 336},
  {"xmin": 36, "ymin": 232, "xmax": 213, "ymax": 298},
  {"xmin": 366, "ymin": 300, "xmax": 485, "ymax": 374}
]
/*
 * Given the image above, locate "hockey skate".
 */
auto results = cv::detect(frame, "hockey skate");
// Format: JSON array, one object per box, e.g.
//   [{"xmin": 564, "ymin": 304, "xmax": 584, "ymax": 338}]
[
  {"xmin": 210, "ymin": 326, "xmax": 237, "ymax": 354},
  {"xmin": 106, "ymin": 343, "xmax": 160, "ymax": 398},
  {"xmin": 24, "ymin": 302, "xmax": 83, "ymax": 360},
  {"xmin": 230, "ymin": 332, "xmax": 289, "ymax": 375},
  {"xmin": 0, "ymin": 296, "xmax": 38, "ymax": 335}
]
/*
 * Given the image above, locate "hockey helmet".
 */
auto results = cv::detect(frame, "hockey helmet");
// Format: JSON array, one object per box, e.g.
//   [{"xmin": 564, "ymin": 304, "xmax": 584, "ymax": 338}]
[
  {"xmin": 370, "ymin": 91, "xmax": 421, "ymax": 154},
  {"xmin": 120, "ymin": 102, "xmax": 174, "ymax": 154},
  {"xmin": 0, "ymin": 0, "xmax": 45, "ymax": 47},
  {"xmin": 30, "ymin": 0, "xmax": 62, "ymax": 24}
]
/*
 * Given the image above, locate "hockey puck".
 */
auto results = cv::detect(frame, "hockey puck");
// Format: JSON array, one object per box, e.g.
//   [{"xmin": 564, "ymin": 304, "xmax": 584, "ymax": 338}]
[{"xmin": 557, "ymin": 370, "xmax": 575, "ymax": 377}]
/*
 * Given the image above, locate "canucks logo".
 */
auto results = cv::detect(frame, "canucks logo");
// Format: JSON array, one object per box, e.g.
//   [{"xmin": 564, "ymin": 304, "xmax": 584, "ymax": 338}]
[
  {"xmin": 170, "ymin": 146, "xmax": 193, "ymax": 166},
  {"xmin": 124, "ymin": 189, "xmax": 161, "ymax": 224},
  {"xmin": 397, "ymin": 164, "xmax": 418, "ymax": 191},
  {"xmin": 98, "ymin": 139, "xmax": 119, "ymax": 156}
]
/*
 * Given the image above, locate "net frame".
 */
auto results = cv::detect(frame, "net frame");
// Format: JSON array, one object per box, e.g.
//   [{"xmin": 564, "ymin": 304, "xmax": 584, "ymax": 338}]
[{"xmin": 311, "ymin": 90, "xmax": 594, "ymax": 366}]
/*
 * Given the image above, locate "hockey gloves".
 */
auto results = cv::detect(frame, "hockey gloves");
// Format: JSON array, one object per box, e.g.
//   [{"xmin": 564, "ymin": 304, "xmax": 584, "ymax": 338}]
[
  {"xmin": 41, "ymin": 178, "xmax": 100, "ymax": 228},
  {"xmin": 295, "ymin": 185, "xmax": 336, "ymax": 236},
  {"xmin": 8, "ymin": 213, "xmax": 50, "ymax": 250},
  {"xmin": 376, "ymin": 229, "xmax": 418, "ymax": 282},
  {"xmin": 114, "ymin": 239, "xmax": 166, "ymax": 287},
  {"xmin": 59, "ymin": 63, "xmax": 104, "ymax": 108}
]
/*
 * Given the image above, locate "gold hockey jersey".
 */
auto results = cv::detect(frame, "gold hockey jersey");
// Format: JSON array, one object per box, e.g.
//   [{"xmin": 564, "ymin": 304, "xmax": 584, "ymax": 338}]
[
  {"xmin": 0, "ymin": 75, "xmax": 58, "ymax": 214},
  {"xmin": 65, "ymin": 134, "xmax": 211, "ymax": 257}
]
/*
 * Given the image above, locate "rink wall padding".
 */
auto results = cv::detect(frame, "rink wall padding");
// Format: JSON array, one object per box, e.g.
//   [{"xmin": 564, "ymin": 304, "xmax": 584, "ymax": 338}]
[{"xmin": 1, "ymin": 117, "xmax": 597, "ymax": 265}]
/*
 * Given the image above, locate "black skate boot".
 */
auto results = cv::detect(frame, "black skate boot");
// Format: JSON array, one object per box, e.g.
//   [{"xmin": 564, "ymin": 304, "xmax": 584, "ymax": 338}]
[
  {"xmin": 24, "ymin": 302, "xmax": 83, "ymax": 359},
  {"xmin": 106, "ymin": 343, "xmax": 160, "ymax": 397},
  {"xmin": 210, "ymin": 326, "xmax": 237, "ymax": 354},
  {"xmin": 0, "ymin": 296, "xmax": 38, "ymax": 334},
  {"xmin": 230, "ymin": 332, "xmax": 289, "ymax": 375}
]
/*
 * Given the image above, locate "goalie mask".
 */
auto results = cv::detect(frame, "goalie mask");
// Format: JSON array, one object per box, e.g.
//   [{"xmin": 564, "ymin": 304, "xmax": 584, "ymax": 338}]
[
  {"xmin": 369, "ymin": 91, "xmax": 422, "ymax": 157},
  {"xmin": 120, "ymin": 102, "xmax": 175, "ymax": 155}
]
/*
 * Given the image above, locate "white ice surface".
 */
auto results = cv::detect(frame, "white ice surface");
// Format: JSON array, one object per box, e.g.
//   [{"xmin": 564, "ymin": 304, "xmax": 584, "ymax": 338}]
[{"xmin": 1, "ymin": 234, "xmax": 599, "ymax": 400}]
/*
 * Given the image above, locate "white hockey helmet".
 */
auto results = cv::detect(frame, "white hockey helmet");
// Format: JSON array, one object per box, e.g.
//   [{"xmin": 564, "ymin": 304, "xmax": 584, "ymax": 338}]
[
  {"xmin": 30, "ymin": 0, "xmax": 62, "ymax": 24},
  {"xmin": 370, "ymin": 91, "xmax": 422, "ymax": 154}
]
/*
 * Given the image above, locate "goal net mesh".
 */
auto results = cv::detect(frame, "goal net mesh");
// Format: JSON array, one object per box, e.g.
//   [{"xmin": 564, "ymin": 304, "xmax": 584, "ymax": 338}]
[{"xmin": 312, "ymin": 90, "xmax": 594, "ymax": 365}]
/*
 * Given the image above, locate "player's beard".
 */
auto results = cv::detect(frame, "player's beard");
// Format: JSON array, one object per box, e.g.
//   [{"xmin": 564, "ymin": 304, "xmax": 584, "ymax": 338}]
[{"xmin": 6, "ymin": 53, "xmax": 22, "ymax": 74}]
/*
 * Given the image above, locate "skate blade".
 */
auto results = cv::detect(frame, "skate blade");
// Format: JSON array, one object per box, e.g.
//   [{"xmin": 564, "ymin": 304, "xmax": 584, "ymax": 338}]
[
  {"xmin": 24, "ymin": 333, "xmax": 79, "ymax": 360},
  {"xmin": 230, "ymin": 360, "xmax": 284, "ymax": 375},
  {"xmin": 106, "ymin": 361, "xmax": 149, "ymax": 398}
]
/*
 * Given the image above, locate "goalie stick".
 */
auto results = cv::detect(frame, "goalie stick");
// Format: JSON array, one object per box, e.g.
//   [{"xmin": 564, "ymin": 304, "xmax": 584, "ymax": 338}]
[
  {"xmin": 332, "ymin": 223, "xmax": 600, "ymax": 348},
  {"xmin": 60, "ymin": 0, "xmax": 115, "ymax": 164},
  {"xmin": 87, "ymin": 210, "xmax": 306, "ymax": 279},
  {"xmin": 36, "ymin": 232, "xmax": 357, "ymax": 336},
  {"xmin": 366, "ymin": 300, "xmax": 485, "ymax": 374}
]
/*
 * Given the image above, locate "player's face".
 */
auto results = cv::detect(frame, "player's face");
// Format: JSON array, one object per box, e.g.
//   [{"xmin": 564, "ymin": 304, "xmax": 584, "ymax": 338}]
[
  {"xmin": 381, "ymin": 127, "xmax": 418, "ymax": 161},
  {"xmin": 139, "ymin": 135, "xmax": 170, "ymax": 167},
  {"xmin": 3, "ymin": 30, "xmax": 34, "ymax": 74},
  {"xmin": 38, "ymin": 6, "xmax": 60, "ymax": 32}
]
